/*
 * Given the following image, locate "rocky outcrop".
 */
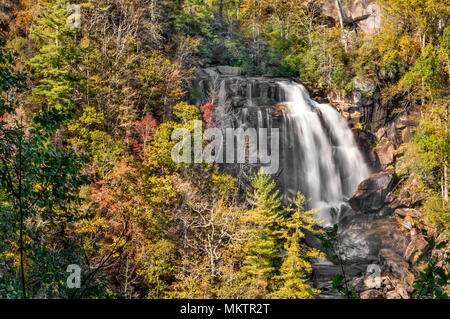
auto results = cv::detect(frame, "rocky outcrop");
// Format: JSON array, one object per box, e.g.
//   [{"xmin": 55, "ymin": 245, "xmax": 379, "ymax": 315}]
[
  {"xmin": 379, "ymin": 248, "xmax": 414, "ymax": 284},
  {"xmin": 319, "ymin": 0, "xmax": 381, "ymax": 34},
  {"xmin": 394, "ymin": 208, "xmax": 422, "ymax": 219},
  {"xmin": 360, "ymin": 289, "xmax": 383, "ymax": 299},
  {"xmin": 191, "ymin": 66, "xmax": 288, "ymax": 109},
  {"xmin": 376, "ymin": 137, "xmax": 395, "ymax": 168},
  {"xmin": 349, "ymin": 171, "xmax": 397, "ymax": 213},
  {"xmin": 404, "ymin": 229, "xmax": 430, "ymax": 264},
  {"xmin": 387, "ymin": 173, "xmax": 427, "ymax": 211}
]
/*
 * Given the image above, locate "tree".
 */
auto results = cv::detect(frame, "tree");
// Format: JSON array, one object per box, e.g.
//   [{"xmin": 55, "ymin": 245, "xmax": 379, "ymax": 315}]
[
  {"xmin": 28, "ymin": 0, "xmax": 82, "ymax": 113},
  {"xmin": 273, "ymin": 192, "xmax": 323, "ymax": 299},
  {"xmin": 399, "ymin": 28, "xmax": 449, "ymax": 203},
  {"xmin": 0, "ymin": 39, "xmax": 89, "ymax": 298},
  {"xmin": 240, "ymin": 169, "xmax": 284, "ymax": 297}
]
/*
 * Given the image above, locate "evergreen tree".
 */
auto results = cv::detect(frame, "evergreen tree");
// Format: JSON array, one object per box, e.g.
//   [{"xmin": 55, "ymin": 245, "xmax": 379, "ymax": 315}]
[
  {"xmin": 273, "ymin": 192, "xmax": 323, "ymax": 299},
  {"xmin": 28, "ymin": 0, "xmax": 82, "ymax": 113},
  {"xmin": 240, "ymin": 169, "xmax": 284, "ymax": 297}
]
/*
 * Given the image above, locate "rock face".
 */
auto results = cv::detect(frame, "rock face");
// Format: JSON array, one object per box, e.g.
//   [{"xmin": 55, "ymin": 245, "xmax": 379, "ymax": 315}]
[
  {"xmin": 319, "ymin": 0, "xmax": 381, "ymax": 34},
  {"xmin": 394, "ymin": 208, "xmax": 422, "ymax": 219},
  {"xmin": 349, "ymin": 171, "xmax": 397, "ymax": 213},
  {"xmin": 379, "ymin": 249, "xmax": 414, "ymax": 283},
  {"xmin": 191, "ymin": 67, "xmax": 287, "ymax": 109},
  {"xmin": 388, "ymin": 173, "xmax": 427, "ymax": 210},
  {"xmin": 404, "ymin": 231, "xmax": 430, "ymax": 264},
  {"xmin": 376, "ymin": 137, "xmax": 395, "ymax": 168}
]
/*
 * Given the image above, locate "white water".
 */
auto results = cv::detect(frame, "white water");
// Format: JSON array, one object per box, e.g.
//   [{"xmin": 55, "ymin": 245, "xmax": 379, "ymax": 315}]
[{"xmin": 279, "ymin": 81, "xmax": 370, "ymax": 225}]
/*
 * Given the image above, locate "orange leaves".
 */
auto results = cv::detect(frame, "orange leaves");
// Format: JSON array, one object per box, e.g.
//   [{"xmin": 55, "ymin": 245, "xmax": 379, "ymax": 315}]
[
  {"xmin": 132, "ymin": 112, "xmax": 158, "ymax": 157},
  {"xmin": 91, "ymin": 160, "xmax": 141, "ymax": 218},
  {"xmin": 200, "ymin": 103, "xmax": 219, "ymax": 128},
  {"xmin": 12, "ymin": 0, "xmax": 46, "ymax": 35}
]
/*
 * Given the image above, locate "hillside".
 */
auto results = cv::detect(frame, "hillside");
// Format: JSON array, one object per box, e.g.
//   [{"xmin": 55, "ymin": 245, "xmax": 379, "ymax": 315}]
[{"xmin": 0, "ymin": 0, "xmax": 448, "ymax": 300}]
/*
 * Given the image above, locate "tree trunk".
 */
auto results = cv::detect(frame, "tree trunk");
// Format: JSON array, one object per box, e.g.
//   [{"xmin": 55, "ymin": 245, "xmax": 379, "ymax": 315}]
[
  {"xmin": 18, "ymin": 132, "xmax": 26, "ymax": 299},
  {"xmin": 335, "ymin": 0, "xmax": 345, "ymax": 30},
  {"xmin": 444, "ymin": 164, "xmax": 448, "ymax": 202},
  {"xmin": 444, "ymin": 103, "xmax": 449, "ymax": 202},
  {"xmin": 335, "ymin": 0, "xmax": 348, "ymax": 52}
]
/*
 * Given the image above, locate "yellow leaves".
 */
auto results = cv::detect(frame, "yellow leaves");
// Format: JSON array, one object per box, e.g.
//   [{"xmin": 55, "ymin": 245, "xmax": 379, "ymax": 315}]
[
  {"xmin": 398, "ymin": 35, "xmax": 421, "ymax": 66},
  {"xmin": 33, "ymin": 182, "xmax": 52, "ymax": 193},
  {"xmin": 173, "ymin": 101, "xmax": 201, "ymax": 123},
  {"xmin": 212, "ymin": 169, "xmax": 237, "ymax": 198}
]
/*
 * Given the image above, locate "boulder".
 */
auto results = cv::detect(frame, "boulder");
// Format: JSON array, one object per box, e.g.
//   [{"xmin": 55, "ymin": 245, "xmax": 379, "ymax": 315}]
[
  {"xmin": 376, "ymin": 137, "xmax": 395, "ymax": 167},
  {"xmin": 349, "ymin": 171, "xmax": 397, "ymax": 213},
  {"xmin": 386, "ymin": 291, "xmax": 402, "ymax": 299},
  {"xmin": 216, "ymin": 65, "xmax": 241, "ymax": 76},
  {"xmin": 394, "ymin": 208, "xmax": 422, "ymax": 219},
  {"xmin": 202, "ymin": 67, "xmax": 219, "ymax": 78},
  {"xmin": 360, "ymin": 289, "xmax": 383, "ymax": 299},
  {"xmin": 396, "ymin": 285, "xmax": 411, "ymax": 299},
  {"xmin": 364, "ymin": 276, "xmax": 382, "ymax": 289},
  {"xmin": 351, "ymin": 277, "xmax": 365, "ymax": 293},
  {"xmin": 379, "ymin": 249, "xmax": 414, "ymax": 283},
  {"xmin": 404, "ymin": 233, "xmax": 430, "ymax": 264},
  {"xmin": 374, "ymin": 127, "xmax": 386, "ymax": 140},
  {"xmin": 388, "ymin": 174, "xmax": 427, "ymax": 210},
  {"xmin": 401, "ymin": 220, "xmax": 413, "ymax": 230},
  {"xmin": 353, "ymin": 76, "xmax": 377, "ymax": 93}
]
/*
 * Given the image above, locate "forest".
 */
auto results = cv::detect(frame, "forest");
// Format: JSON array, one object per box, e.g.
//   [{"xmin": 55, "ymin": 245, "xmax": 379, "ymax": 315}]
[{"xmin": 0, "ymin": 0, "xmax": 448, "ymax": 300}]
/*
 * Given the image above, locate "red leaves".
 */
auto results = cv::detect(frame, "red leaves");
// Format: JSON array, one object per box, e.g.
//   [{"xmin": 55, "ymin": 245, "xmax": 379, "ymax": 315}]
[
  {"xmin": 200, "ymin": 103, "xmax": 219, "ymax": 128},
  {"xmin": 132, "ymin": 112, "xmax": 157, "ymax": 156}
]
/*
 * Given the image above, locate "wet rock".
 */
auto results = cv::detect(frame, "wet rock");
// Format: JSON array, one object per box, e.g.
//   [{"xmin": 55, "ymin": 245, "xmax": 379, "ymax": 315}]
[
  {"xmin": 349, "ymin": 171, "xmax": 397, "ymax": 213},
  {"xmin": 352, "ymin": 129, "xmax": 380, "ymax": 171},
  {"xmin": 338, "ymin": 214, "xmax": 410, "ymax": 264},
  {"xmin": 360, "ymin": 289, "xmax": 383, "ymax": 299}
]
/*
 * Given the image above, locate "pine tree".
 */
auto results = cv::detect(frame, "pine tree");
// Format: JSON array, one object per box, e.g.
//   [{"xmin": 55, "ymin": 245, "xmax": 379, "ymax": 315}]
[
  {"xmin": 240, "ymin": 169, "xmax": 284, "ymax": 297},
  {"xmin": 28, "ymin": 0, "xmax": 82, "ymax": 113},
  {"xmin": 272, "ymin": 192, "xmax": 323, "ymax": 299}
]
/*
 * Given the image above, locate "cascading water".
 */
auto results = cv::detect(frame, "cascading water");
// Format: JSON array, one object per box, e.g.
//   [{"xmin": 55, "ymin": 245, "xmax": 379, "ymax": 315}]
[
  {"xmin": 230, "ymin": 80, "xmax": 369, "ymax": 226},
  {"xmin": 278, "ymin": 81, "xmax": 370, "ymax": 225}
]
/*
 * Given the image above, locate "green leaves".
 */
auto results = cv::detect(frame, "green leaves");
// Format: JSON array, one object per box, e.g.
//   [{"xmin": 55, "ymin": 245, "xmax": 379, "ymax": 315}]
[
  {"xmin": 0, "ymin": 31, "xmax": 90, "ymax": 298},
  {"xmin": 412, "ymin": 236, "xmax": 449, "ymax": 299}
]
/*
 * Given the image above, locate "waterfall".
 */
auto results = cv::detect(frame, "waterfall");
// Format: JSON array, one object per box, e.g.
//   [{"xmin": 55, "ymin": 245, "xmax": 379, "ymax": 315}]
[
  {"xmin": 279, "ymin": 81, "xmax": 370, "ymax": 225},
  {"xmin": 257, "ymin": 109, "xmax": 264, "ymax": 129}
]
